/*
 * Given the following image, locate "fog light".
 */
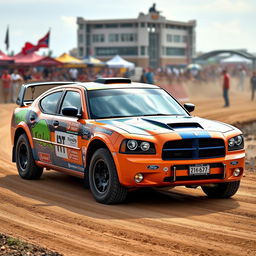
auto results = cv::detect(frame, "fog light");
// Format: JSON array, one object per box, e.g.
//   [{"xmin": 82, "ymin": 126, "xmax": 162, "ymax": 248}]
[
  {"xmin": 134, "ymin": 173, "xmax": 144, "ymax": 183},
  {"xmin": 233, "ymin": 168, "xmax": 241, "ymax": 177}
]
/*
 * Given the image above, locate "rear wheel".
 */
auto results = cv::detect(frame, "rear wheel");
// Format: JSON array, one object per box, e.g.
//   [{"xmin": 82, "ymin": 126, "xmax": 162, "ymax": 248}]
[
  {"xmin": 89, "ymin": 148, "xmax": 127, "ymax": 204},
  {"xmin": 201, "ymin": 181, "xmax": 240, "ymax": 198},
  {"xmin": 16, "ymin": 134, "xmax": 43, "ymax": 180}
]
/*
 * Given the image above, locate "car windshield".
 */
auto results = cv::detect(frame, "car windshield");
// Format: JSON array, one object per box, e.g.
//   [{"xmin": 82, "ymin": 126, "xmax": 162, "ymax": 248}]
[{"xmin": 87, "ymin": 88, "xmax": 188, "ymax": 119}]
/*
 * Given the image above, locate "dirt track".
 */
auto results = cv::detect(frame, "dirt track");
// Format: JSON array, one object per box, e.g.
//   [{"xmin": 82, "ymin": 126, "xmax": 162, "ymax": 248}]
[{"xmin": 0, "ymin": 82, "xmax": 256, "ymax": 255}]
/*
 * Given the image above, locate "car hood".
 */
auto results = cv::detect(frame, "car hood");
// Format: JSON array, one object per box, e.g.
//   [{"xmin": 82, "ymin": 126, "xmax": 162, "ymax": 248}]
[{"xmin": 96, "ymin": 116, "xmax": 235, "ymax": 136}]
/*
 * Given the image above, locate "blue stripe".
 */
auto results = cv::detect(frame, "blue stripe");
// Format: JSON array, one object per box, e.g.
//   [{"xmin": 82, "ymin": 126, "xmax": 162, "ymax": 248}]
[{"xmin": 178, "ymin": 130, "xmax": 211, "ymax": 139}]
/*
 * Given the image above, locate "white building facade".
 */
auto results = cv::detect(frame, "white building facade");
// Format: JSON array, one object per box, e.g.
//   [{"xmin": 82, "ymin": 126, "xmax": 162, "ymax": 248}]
[{"xmin": 77, "ymin": 10, "xmax": 196, "ymax": 68}]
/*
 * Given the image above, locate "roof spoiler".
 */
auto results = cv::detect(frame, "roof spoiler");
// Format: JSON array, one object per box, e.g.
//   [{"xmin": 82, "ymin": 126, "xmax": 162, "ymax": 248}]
[
  {"xmin": 94, "ymin": 77, "xmax": 131, "ymax": 84},
  {"xmin": 16, "ymin": 81, "xmax": 75, "ymax": 107}
]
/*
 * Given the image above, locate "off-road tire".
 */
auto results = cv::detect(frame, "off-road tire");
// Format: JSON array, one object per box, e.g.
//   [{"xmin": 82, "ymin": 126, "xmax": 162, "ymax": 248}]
[
  {"xmin": 16, "ymin": 134, "xmax": 43, "ymax": 180},
  {"xmin": 84, "ymin": 168, "xmax": 90, "ymax": 189},
  {"xmin": 201, "ymin": 181, "xmax": 240, "ymax": 198},
  {"xmin": 89, "ymin": 148, "xmax": 127, "ymax": 204}
]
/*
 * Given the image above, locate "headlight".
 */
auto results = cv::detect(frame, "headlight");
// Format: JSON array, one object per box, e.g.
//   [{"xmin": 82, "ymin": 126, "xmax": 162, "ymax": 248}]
[
  {"xmin": 228, "ymin": 135, "xmax": 244, "ymax": 151},
  {"xmin": 120, "ymin": 139, "xmax": 156, "ymax": 154}
]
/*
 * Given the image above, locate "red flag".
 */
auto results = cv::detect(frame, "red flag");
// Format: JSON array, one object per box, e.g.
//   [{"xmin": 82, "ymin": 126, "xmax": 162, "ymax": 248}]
[
  {"xmin": 22, "ymin": 42, "xmax": 38, "ymax": 54},
  {"xmin": 37, "ymin": 30, "xmax": 50, "ymax": 48}
]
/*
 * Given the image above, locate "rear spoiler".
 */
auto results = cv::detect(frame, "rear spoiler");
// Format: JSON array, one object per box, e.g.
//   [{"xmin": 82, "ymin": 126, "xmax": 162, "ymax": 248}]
[{"xmin": 16, "ymin": 81, "xmax": 75, "ymax": 107}]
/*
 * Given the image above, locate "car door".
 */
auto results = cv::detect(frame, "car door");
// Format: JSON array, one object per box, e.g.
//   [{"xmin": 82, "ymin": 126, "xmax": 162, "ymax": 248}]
[{"xmin": 51, "ymin": 90, "xmax": 84, "ymax": 173}]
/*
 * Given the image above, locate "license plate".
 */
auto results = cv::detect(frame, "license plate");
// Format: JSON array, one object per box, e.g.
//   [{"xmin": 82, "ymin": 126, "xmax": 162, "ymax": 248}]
[{"xmin": 189, "ymin": 164, "xmax": 210, "ymax": 176}]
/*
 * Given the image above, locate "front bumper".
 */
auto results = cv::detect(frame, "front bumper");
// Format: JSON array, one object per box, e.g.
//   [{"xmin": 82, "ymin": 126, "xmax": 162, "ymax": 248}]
[{"xmin": 114, "ymin": 151, "xmax": 245, "ymax": 187}]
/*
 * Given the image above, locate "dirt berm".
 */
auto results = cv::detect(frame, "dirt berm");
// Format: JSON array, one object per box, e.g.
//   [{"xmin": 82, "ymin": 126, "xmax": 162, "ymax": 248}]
[{"xmin": 0, "ymin": 81, "xmax": 255, "ymax": 256}]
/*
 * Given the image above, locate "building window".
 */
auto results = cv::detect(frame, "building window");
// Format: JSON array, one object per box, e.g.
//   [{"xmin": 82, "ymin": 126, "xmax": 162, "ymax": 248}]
[
  {"xmin": 94, "ymin": 24, "xmax": 104, "ymax": 29},
  {"xmin": 106, "ymin": 24, "xmax": 119, "ymax": 28},
  {"xmin": 182, "ymin": 35, "xmax": 187, "ymax": 43},
  {"xmin": 92, "ymin": 34, "xmax": 104, "ymax": 43},
  {"xmin": 78, "ymin": 34, "xmax": 83, "ymax": 44},
  {"xmin": 173, "ymin": 35, "xmax": 181, "ymax": 43},
  {"xmin": 166, "ymin": 47, "xmax": 185, "ymax": 56},
  {"xmin": 79, "ymin": 47, "xmax": 84, "ymax": 57},
  {"xmin": 109, "ymin": 34, "xmax": 119, "ymax": 42},
  {"xmin": 95, "ymin": 47, "xmax": 138, "ymax": 56},
  {"xmin": 120, "ymin": 23, "xmax": 134, "ymax": 28},
  {"xmin": 78, "ymin": 24, "xmax": 83, "ymax": 30},
  {"xmin": 140, "ymin": 46, "xmax": 145, "ymax": 56},
  {"xmin": 121, "ymin": 33, "xmax": 137, "ymax": 42},
  {"xmin": 167, "ymin": 34, "xmax": 172, "ymax": 42},
  {"xmin": 140, "ymin": 23, "xmax": 145, "ymax": 27}
]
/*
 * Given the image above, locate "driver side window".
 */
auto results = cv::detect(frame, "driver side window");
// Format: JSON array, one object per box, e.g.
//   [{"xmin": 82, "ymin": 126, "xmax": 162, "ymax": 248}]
[{"xmin": 60, "ymin": 91, "xmax": 82, "ymax": 116}]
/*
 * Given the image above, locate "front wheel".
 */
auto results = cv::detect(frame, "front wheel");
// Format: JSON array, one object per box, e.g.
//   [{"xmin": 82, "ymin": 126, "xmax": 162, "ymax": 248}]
[
  {"xmin": 89, "ymin": 148, "xmax": 127, "ymax": 204},
  {"xmin": 16, "ymin": 134, "xmax": 43, "ymax": 180},
  {"xmin": 201, "ymin": 181, "xmax": 240, "ymax": 198}
]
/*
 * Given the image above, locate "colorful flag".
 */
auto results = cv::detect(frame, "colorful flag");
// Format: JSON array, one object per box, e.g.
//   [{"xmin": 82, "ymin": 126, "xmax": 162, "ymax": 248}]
[
  {"xmin": 37, "ymin": 30, "xmax": 50, "ymax": 48},
  {"xmin": 22, "ymin": 42, "xmax": 38, "ymax": 54},
  {"xmin": 4, "ymin": 26, "xmax": 9, "ymax": 51}
]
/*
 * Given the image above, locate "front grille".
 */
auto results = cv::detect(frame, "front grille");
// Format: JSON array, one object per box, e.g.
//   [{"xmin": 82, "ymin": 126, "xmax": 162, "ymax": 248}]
[{"xmin": 162, "ymin": 138, "xmax": 225, "ymax": 160}]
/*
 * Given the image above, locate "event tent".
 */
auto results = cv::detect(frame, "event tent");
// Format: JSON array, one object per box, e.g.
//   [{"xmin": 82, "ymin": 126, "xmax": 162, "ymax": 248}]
[
  {"xmin": 56, "ymin": 53, "xmax": 85, "ymax": 67},
  {"xmin": 13, "ymin": 52, "xmax": 61, "ymax": 66},
  {"xmin": 106, "ymin": 55, "xmax": 135, "ymax": 69},
  {"xmin": 0, "ymin": 50, "xmax": 14, "ymax": 64},
  {"xmin": 221, "ymin": 55, "xmax": 252, "ymax": 64},
  {"xmin": 83, "ymin": 56, "xmax": 105, "ymax": 66}
]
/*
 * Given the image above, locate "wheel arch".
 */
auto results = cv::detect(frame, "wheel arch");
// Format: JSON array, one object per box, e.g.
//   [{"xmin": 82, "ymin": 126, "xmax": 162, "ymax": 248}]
[
  {"xmin": 86, "ymin": 138, "xmax": 110, "ymax": 170},
  {"xmin": 12, "ymin": 124, "xmax": 34, "ymax": 162}
]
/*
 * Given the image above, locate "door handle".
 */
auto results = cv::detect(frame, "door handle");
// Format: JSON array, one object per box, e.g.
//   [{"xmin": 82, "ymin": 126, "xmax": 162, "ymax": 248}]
[{"xmin": 53, "ymin": 120, "xmax": 59, "ymax": 127}]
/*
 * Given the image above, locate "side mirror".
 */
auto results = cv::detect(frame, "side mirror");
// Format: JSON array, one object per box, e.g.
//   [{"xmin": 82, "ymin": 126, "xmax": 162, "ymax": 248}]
[
  {"xmin": 62, "ymin": 107, "xmax": 79, "ymax": 117},
  {"xmin": 184, "ymin": 103, "xmax": 195, "ymax": 113}
]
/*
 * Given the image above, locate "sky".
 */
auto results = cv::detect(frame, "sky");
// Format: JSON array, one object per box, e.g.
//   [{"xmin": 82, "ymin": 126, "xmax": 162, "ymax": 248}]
[{"xmin": 0, "ymin": 0, "xmax": 256, "ymax": 57}]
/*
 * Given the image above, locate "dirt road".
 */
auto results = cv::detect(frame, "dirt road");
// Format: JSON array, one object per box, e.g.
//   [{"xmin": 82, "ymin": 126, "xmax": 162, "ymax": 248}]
[{"xmin": 0, "ymin": 86, "xmax": 256, "ymax": 255}]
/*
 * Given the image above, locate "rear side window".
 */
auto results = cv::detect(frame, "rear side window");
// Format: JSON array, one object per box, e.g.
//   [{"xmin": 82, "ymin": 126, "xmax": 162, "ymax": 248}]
[
  {"xmin": 40, "ymin": 91, "xmax": 62, "ymax": 114},
  {"xmin": 60, "ymin": 91, "xmax": 82, "ymax": 115}
]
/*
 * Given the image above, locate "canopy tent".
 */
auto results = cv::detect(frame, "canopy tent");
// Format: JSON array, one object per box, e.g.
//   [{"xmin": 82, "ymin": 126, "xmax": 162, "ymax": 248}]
[
  {"xmin": 13, "ymin": 52, "xmax": 61, "ymax": 66},
  {"xmin": 0, "ymin": 50, "xmax": 14, "ymax": 64},
  {"xmin": 106, "ymin": 55, "xmax": 135, "ymax": 69},
  {"xmin": 82, "ymin": 56, "xmax": 105, "ymax": 66},
  {"xmin": 56, "ymin": 53, "xmax": 85, "ymax": 67},
  {"xmin": 220, "ymin": 55, "xmax": 252, "ymax": 64}
]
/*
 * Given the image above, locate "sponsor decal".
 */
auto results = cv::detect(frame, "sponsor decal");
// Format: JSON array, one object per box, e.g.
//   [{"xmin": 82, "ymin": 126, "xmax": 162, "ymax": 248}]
[
  {"xmin": 38, "ymin": 152, "xmax": 51, "ymax": 163},
  {"xmin": 55, "ymin": 131, "xmax": 78, "ymax": 158},
  {"xmin": 81, "ymin": 126, "xmax": 92, "ymax": 140},
  {"xmin": 147, "ymin": 165, "xmax": 159, "ymax": 170},
  {"xmin": 15, "ymin": 109, "xmax": 28, "ymax": 124},
  {"xmin": 68, "ymin": 163, "xmax": 84, "ymax": 172},
  {"xmin": 32, "ymin": 120, "xmax": 52, "ymax": 148},
  {"xmin": 68, "ymin": 150, "xmax": 79, "ymax": 161},
  {"xmin": 231, "ymin": 161, "xmax": 239, "ymax": 166},
  {"xmin": 67, "ymin": 122, "xmax": 80, "ymax": 133}
]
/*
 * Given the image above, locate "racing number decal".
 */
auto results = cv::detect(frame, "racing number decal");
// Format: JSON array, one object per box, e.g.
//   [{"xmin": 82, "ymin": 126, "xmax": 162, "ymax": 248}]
[{"xmin": 55, "ymin": 131, "xmax": 78, "ymax": 158}]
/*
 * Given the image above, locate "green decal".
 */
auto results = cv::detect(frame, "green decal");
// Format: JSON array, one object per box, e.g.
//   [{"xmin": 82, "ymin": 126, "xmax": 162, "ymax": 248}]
[
  {"xmin": 32, "ymin": 120, "xmax": 53, "ymax": 148},
  {"xmin": 15, "ymin": 110, "xmax": 28, "ymax": 124}
]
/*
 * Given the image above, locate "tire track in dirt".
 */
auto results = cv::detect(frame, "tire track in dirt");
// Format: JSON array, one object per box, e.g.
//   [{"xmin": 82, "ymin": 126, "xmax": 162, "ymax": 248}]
[{"xmin": 0, "ymin": 94, "xmax": 256, "ymax": 256}]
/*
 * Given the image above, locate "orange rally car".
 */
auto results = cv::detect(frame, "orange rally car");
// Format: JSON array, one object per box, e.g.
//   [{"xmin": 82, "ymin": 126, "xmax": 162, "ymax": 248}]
[{"xmin": 11, "ymin": 78, "xmax": 245, "ymax": 204}]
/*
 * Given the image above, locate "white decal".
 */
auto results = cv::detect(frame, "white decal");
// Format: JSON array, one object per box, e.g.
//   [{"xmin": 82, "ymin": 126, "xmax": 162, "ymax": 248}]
[{"xmin": 55, "ymin": 131, "xmax": 78, "ymax": 158}]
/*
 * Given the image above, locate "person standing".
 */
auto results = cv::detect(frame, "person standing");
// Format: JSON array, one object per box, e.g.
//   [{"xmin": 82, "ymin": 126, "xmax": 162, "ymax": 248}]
[
  {"xmin": 145, "ymin": 68, "xmax": 154, "ymax": 84},
  {"xmin": 222, "ymin": 69, "xmax": 230, "ymax": 107},
  {"xmin": 1, "ymin": 70, "xmax": 12, "ymax": 103},
  {"xmin": 11, "ymin": 69, "xmax": 23, "ymax": 103},
  {"xmin": 237, "ymin": 68, "xmax": 246, "ymax": 91},
  {"xmin": 250, "ymin": 71, "xmax": 256, "ymax": 101}
]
